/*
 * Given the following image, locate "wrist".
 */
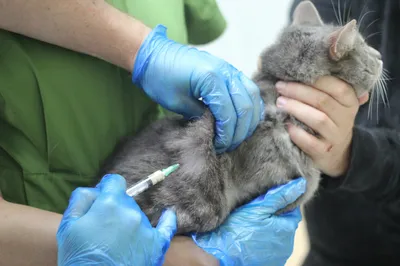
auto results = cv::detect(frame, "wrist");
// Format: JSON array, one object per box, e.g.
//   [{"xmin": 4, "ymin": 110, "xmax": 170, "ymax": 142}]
[
  {"xmin": 132, "ymin": 24, "xmax": 171, "ymax": 87},
  {"xmin": 332, "ymin": 134, "xmax": 352, "ymax": 177},
  {"xmin": 110, "ymin": 14, "xmax": 151, "ymax": 72},
  {"xmin": 90, "ymin": 1, "xmax": 152, "ymax": 72},
  {"xmin": 131, "ymin": 26, "xmax": 152, "ymax": 73}
]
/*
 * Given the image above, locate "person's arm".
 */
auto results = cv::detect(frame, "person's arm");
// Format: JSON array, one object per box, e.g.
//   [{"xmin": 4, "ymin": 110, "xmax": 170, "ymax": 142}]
[
  {"xmin": 0, "ymin": 0, "xmax": 150, "ymax": 72},
  {"xmin": 0, "ymin": 198, "xmax": 60, "ymax": 265},
  {"xmin": 321, "ymin": 125, "xmax": 400, "ymax": 199},
  {"xmin": 288, "ymin": 0, "xmax": 400, "ymax": 200},
  {"xmin": 0, "ymin": 197, "xmax": 218, "ymax": 266}
]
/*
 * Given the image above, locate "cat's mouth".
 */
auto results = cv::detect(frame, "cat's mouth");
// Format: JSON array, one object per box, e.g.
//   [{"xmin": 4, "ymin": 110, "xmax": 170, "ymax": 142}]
[
  {"xmin": 358, "ymin": 91, "xmax": 369, "ymax": 99},
  {"xmin": 368, "ymin": 60, "xmax": 384, "ymax": 91}
]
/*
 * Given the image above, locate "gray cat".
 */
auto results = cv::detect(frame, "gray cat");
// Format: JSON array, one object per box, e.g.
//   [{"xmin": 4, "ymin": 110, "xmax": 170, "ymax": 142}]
[{"xmin": 99, "ymin": 1, "xmax": 383, "ymax": 234}]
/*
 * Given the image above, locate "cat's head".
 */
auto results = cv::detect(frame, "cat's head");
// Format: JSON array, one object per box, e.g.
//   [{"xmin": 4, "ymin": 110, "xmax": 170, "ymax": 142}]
[{"xmin": 257, "ymin": 0, "xmax": 383, "ymax": 98}]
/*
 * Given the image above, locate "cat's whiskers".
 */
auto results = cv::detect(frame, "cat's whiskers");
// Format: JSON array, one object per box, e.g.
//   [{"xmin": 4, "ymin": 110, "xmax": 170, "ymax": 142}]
[
  {"xmin": 357, "ymin": 1, "xmax": 368, "ymax": 23},
  {"xmin": 338, "ymin": 0, "xmax": 343, "ymax": 25},
  {"xmin": 365, "ymin": 32, "xmax": 381, "ymax": 42},
  {"xmin": 346, "ymin": 1, "xmax": 352, "ymax": 24},
  {"xmin": 334, "ymin": 0, "xmax": 351, "ymax": 25},
  {"xmin": 331, "ymin": 0, "xmax": 341, "ymax": 25},
  {"xmin": 358, "ymin": 10, "xmax": 375, "ymax": 29},
  {"xmin": 368, "ymin": 68, "xmax": 390, "ymax": 121},
  {"xmin": 367, "ymin": 83, "xmax": 375, "ymax": 120},
  {"xmin": 380, "ymin": 70, "xmax": 390, "ymax": 106},
  {"xmin": 362, "ymin": 18, "xmax": 380, "ymax": 38}
]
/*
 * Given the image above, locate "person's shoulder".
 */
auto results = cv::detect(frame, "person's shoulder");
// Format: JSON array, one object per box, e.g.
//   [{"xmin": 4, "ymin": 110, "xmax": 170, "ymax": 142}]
[{"xmin": 184, "ymin": 0, "xmax": 227, "ymax": 45}]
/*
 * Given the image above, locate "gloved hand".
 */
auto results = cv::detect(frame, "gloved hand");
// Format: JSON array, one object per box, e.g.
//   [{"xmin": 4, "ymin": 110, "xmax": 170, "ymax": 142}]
[
  {"xmin": 57, "ymin": 174, "xmax": 177, "ymax": 266},
  {"xmin": 133, "ymin": 24, "xmax": 264, "ymax": 153},
  {"xmin": 192, "ymin": 177, "xmax": 306, "ymax": 266}
]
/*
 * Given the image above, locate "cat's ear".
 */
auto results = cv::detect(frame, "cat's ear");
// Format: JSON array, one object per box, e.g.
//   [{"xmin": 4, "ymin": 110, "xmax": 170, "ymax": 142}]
[
  {"xmin": 329, "ymin": 19, "xmax": 358, "ymax": 61},
  {"xmin": 292, "ymin": 1, "xmax": 324, "ymax": 26}
]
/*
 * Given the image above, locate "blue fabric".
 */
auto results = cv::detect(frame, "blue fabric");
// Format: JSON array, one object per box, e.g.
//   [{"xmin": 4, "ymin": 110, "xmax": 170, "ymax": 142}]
[
  {"xmin": 133, "ymin": 24, "xmax": 264, "ymax": 153},
  {"xmin": 193, "ymin": 178, "xmax": 306, "ymax": 266},
  {"xmin": 56, "ymin": 174, "xmax": 177, "ymax": 266}
]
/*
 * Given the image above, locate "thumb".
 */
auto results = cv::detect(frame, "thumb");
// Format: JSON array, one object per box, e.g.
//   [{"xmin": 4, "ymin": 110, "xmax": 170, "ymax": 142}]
[
  {"xmin": 62, "ymin": 187, "xmax": 99, "ymax": 222},
  {"xmin": 177, "ymin": 98, "xmax": 206, "ymax": 120},
  {"xmin": 96, "ymin": 174, "xmax": 127, "ymax": 194},
  {"xmin": 266, "ymin": 177, "xmax": 307, "ymax": 212},
  {"xmin": 156, "ymin": 209, "xmax": 177, "ymax": 250}
]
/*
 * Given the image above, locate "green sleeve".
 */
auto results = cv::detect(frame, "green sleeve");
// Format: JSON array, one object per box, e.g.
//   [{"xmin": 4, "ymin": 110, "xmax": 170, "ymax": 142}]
[{"xmin": 184, "ymin": 0, "xmax": 227, "ymax": 45}]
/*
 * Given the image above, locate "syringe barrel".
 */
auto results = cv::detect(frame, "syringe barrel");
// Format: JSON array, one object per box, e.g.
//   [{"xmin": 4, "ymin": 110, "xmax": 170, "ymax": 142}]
[{"xmin": 126, "ymin": 170, "xmax": 164, "ymax": 197}]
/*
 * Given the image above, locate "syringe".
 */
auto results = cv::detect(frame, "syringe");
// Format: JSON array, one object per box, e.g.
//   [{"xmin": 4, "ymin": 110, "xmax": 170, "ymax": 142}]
[{"xmin": 126, "ymin": 164, "xmax": 180, "ymax": 197}]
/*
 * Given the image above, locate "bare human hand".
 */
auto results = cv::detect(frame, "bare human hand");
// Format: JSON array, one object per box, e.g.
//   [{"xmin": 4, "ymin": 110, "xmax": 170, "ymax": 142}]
[{"xmin": 275, "ymin": 76, "xmax": 369, "ymax": 177}]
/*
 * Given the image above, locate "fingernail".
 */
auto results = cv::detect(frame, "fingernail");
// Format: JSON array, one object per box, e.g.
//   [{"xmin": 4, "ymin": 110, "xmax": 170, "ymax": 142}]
[
  {"xmin": 276, "ymin": 81, "xmax": 287, "ymax": 93},
  {"xmin": 277, "ymin": 97, "xmax": 287, "ymax": 108}
]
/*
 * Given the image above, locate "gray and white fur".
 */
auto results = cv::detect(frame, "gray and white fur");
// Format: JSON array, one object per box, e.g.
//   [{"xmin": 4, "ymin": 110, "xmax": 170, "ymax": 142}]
[{"xmin": 99, "ymin": 1, "xmax": 383, "ymax": 234}]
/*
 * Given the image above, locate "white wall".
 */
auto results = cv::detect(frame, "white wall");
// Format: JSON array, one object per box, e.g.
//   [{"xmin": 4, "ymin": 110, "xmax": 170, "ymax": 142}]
[{"xmin": 197, "ymin": 0, "xmax": 293, "ymax": 77}]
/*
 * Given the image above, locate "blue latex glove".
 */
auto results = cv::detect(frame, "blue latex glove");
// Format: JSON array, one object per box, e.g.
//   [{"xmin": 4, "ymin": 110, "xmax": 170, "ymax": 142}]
[
  {"xmin": 133, "ymin": 25, "xmax": 264, "ymax": 153},
  {"xmin": 192, "ymin": 177, "xmax": 306, "ymax": 266},
  {"xmin": 57, "ymin": 174, "xmax": 177, "ymax": 266}
]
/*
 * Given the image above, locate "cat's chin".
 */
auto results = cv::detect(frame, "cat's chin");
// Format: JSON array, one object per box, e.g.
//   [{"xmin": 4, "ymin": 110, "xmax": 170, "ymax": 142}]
[{"xmin": 358, "ymin": 91, "xmax": 369, "ymax": 99}]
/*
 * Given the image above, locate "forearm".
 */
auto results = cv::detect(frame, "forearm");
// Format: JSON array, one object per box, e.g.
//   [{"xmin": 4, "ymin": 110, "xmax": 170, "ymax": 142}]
[
  {"xmin": 0, "ymin": 198, "xmax": 218, "ymax": 266},
  {"xmin": 165, "ymin": 236, "xmax": 220, "ymax": 266},
  {"xmin": 0, "ymin": 198, "xmax": 60, "ymax": 266},
  {"xmin": 322, "ymin": 125, "xmax": 400, "ymax": 199},
  {"xmin": 0, "ymin": 0, "xmax": 150, "ymax": 71}
]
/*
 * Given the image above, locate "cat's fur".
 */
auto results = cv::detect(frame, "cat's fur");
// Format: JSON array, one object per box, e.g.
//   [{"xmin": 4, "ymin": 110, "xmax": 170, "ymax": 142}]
[{"xmin": 99, "ymin": 1, "xmax": 383, "ymax": 234}]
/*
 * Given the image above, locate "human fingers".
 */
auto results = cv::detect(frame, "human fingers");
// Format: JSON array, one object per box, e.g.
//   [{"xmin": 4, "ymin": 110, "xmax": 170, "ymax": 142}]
[
  {"xmin": 264, "ymin": 178, "xmax": 307, "ymax": 212},
  {"xmin": 245, "ymin": 178, "xmax": 306, "ymax": 212},
  {"xmin": 359, "ymin": 93, "xmax": 369, "ymax": 105},
  {"xmin": 156, "ymin": 209, "xmax": 178, "ymax": 252},
  {"xmin": 276, "ymin": 81, "xmax": 345, "ymax": 125},
  {"xmin": 174, "ymin": 96, "xmax": 206, "ymax": 120},
  {"xmin": 62, "ymin": 187, "xmax": 99, "ymax": 221},
  {"xmin": 96, "ymin": 174, "xmax": 127, "ymax": 194},
  {"xmin": 280, "ymin": 206, "xmax": 302, "ymax": 219},
  {"xmin": 90, "ymin": 174, "xmax": 134, "ymax": 217},
  {"xmin": 287, "ymin": 123, "xmax": 332, "ymax": 158},
  {"xmin": 313, "ymin": 76, "xmax": 358, "ymax": 107},
  {"xmin": 201, "ymin": 76, "xmax": 237, "ymax": 154},
  {"xmin": 239, "ymin": 73, "xmax": 264, "ymax": 136},
  {"xmin": 226, "ymin": 75, "xmax": 254, "ymax": 151},
  {"xmin": 277, "ymin": 96, "xmax": 337, "ymax": 141}
]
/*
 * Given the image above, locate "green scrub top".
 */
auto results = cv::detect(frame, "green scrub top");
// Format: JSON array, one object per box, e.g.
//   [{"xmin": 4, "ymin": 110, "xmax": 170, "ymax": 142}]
[{"xmin": 0, "ymin": 0, "xmax": 226, "ymax": 213}]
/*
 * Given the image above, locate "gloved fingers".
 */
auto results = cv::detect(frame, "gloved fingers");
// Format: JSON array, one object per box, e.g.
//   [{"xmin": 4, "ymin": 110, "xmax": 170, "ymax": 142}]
[
  {"xmin": 275, "ymin": 206, "xmax": 303, "ymax": 233},
  {"xmin": 156, "ymin": 209, "xmax": 177, "ymax": 248},
  {"xmin": 265, "ymin": 177, "xmax": 307, "ymax": 212},
  {"xmin": 62, "ymin": 187, "xmax": 99, "ymax": 222},
  {"xmin": 281, "ymin": 206, "xmax": 302, "ymax": 222},
  {"xmin": 176, "ymin": 97, "xmax": 206, "ymax": 120},
  {"xmin": 226, "ymin": 75, "xmax": 254, "ymax": 151},
  {"xmin": 96, "ymin": 174, "xmax": 127, "ymax": 194},
  {"xmin": 202, "ymin": 76, "xmax": 237, "ymax": 153},
  {"xmin": 246, "ymin": 177, "xmax": 306, "ymax": 211},
  {"xmin": 89, "ymin": 174, "xmax": 133, "ymax": 217},
  {"xmin": 239, "ymin": 73, "xmax": 264, "ymax": 136},
  {"xmin": 122, "ymin": 194, "xmax": 154, "ymax": 228}
]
